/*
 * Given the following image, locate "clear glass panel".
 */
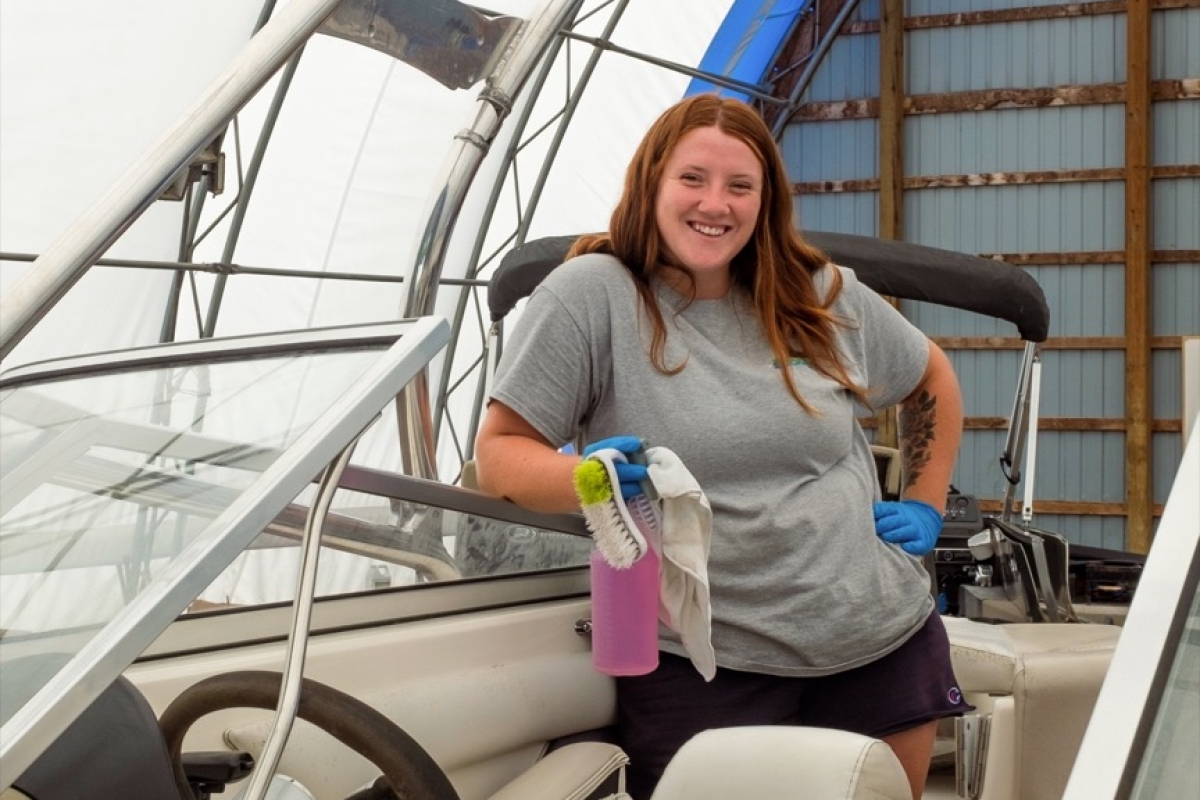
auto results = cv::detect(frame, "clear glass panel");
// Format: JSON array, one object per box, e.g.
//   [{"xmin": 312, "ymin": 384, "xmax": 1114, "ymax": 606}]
[
  {"xmin": 0, "ymin": 347, "xmax": 381, "ymax": 724},
  {"xmin": 1128, "ymin": 574, "xmax": 1200, "ymax": 798},
  {"xmin": 193, "ymin": 483, "xmax": 593, "ymax": 608}
]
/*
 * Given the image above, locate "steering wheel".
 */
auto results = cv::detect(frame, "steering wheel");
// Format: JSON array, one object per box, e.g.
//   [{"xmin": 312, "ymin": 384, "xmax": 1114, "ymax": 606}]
[{"xmin": 158, "ymin": 670, "xmax": 460, "ymax": 800}]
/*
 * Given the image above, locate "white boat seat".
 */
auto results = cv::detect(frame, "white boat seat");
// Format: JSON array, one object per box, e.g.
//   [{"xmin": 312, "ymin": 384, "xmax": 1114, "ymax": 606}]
[
  {"xmin": 649, "ymin": 726, "xmax": 913, "ymax": 800},
  {"xmin": 487, "ymin": 742, "xmax": 630, "ymax": 800},
  {"xmin": 944, "ymin": 616, "xmax": 1121, "ymax": 692},
  {"xmin": 943, "ymin": 617, "xmax": 1122, "ymax": 800}
]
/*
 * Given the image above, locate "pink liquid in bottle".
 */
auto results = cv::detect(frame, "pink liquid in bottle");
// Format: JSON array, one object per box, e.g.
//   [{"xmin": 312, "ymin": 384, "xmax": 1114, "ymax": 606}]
[{"xmin": 589, "ymin": 546, "xmax": 661, "ymax": 676}]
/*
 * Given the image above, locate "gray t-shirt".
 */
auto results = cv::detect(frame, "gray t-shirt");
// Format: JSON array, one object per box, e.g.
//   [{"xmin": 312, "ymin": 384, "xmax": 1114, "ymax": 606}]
[{"xmin": 491, "ymin": 252, "xmax": 936, "ymax": 676}]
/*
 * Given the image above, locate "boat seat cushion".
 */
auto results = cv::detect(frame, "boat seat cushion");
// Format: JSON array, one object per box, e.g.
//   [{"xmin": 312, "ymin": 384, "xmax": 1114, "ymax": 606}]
[
  {"xmin": 487, "ymin": 742, "xmax": 629, "ymax": 800},
  {"xmin": 650, "ymin": 726, "xmax": 912, "ymax": 800},
  {"xmin": 943, "ymin": 618, "xmax": 1122, "ymax": 800},
  {"xmin": 942, "ymin": 617, "xmax": 1121, "ymax": 692}
]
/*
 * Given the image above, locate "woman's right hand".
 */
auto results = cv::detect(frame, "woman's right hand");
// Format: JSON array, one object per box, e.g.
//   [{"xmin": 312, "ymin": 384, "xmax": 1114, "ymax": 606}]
[{"xmin": 582, "ymin": 436, "xmax": 650, "ymax": 499}]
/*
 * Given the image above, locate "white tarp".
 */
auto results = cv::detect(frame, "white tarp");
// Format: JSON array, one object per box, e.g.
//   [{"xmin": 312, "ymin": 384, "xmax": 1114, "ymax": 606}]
[{"xmin": 0, "ymin": 1, "xmax": 263, "ymax": 368}]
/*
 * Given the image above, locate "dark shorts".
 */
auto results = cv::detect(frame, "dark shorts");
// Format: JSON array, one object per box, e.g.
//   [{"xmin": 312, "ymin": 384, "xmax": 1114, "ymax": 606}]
[{"xmin": 615, "ymin": 611, "xmax": 972, "ymax": 797}]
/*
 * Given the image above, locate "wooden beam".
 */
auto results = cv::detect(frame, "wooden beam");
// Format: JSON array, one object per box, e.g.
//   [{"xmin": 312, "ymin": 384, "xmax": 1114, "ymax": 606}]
[
  {"xmin": 873, "ymin": 0, "xmax": 906, "ymax": 449},
  {"xmin": 933, "ymin": 335, "xmax": 1186, "ymax": 351},
  {"xmin": 789, "ymin": 79, "xmax": 1200, "ymax": 121},
  {"xmin": 1126, "ymin": 0, "xmax": 1154, "ymax": 554},
  {"xmin": 864, "ymin": 416, "xmax": 1181, "ymax": 432},
  {"xmin": 977, "ymin": 499, "xmax": 1166, "ymax": 517},
  {"xmin": 962, "ymin": 416, "xmax": 1182, "ymax": 433},
  {"xmin": 979, "ymin": 250, "xmax": 1200, "ymax": 264},
  {"xmin": 879, "ymin": 0, "xmax": 905, "ymax": 243},
  {"xmin": 841, "ymin": 0, "xmax": 1200, "ymax": 34},
  {"xmin": 793, "ymin": 164, "xmax": 1200, "ymax": 194}
]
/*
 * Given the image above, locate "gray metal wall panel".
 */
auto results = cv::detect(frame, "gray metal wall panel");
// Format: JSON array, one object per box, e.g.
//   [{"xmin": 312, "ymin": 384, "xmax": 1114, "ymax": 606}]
[
  {"xmin": 907, "ymin": 106, "xmax": 1125, "ymax": 175},
  {"xmin": 944, "ymin": 349, "xmax": 1026, "ymax": 417},
  {"xmin": 1153, "ymin": 349, "xmax": 1183, "ymax": 419},
  {"xmin": 1154, "ymin": 7, "xmax": 1200, "ymax": 79},
  {"xmin": 1034, "ymin": 431, "xmax": 1126, "ymax": 502},
  {"xmin": 904, "ymin": 183, "xmax": 1125, "ymax": 253},
  {"xmin": 794, "ymin": 194, "xmax": 878, "ymax": 236},
  {"xmin": 801, "ymin": 28, "xmax": 879, "ymax": 102},
  {"xmin": 1026, "ymin": 265, "xmax": 1125, "ymax": 337},
  {"xmin": 1153, "ymin": 433, "xmax": 1185, "ymax": 505},
  {"xmin": 1032, "ymin": 514, "xmax": 1127, "ymax": 551},
  {"xmin": 781, "ymin": 119, "xmax": 878, "ymax": 181},
  {"xmin": 1153, "ymin": 179, "xmax": 1200, "ymax": 249},
  {"xmin": 1039, "ymin": 350, "xmax": 1126, "ymax": 417},
  {"xmin": 1154, "ymin": 102, "xmax": 1200, "ymax": 165},
  {"xmin": 907, "ymin": 16, "xmax": 1124, "ymax": 95},
  {"xmin": 1152, "ymin": 262, "xmax": 1200, "ymax": 336}
]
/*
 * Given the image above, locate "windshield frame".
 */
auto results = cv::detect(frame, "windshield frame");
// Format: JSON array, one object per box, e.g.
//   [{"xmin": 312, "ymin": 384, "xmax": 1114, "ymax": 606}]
[{"xmin": 1062, "ymin": 420, "xmax": 1200, "ymax": 799}]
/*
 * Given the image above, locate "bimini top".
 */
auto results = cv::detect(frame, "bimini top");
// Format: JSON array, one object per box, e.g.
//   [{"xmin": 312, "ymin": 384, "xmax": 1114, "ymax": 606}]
[{"xmin": 488, "ymin": 232, "xmax": 1050, "ymax": 343}]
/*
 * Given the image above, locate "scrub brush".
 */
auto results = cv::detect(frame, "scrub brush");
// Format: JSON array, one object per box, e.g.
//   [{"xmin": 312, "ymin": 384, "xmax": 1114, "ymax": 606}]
[{"xmin": 574, "ymin": 446, "xmax": 661, "ymax": 568}]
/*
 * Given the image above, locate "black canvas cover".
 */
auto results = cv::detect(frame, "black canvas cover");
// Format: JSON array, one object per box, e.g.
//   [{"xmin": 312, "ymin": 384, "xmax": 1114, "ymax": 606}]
[{"xmin": 489, "ymin": 232, "xmax": 1049, "ymax": 342}]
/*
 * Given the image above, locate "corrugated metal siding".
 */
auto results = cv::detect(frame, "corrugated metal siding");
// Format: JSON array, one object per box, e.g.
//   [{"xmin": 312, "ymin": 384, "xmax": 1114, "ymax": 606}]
[
  {"xmin": 903, "ymin": 183, "xmax": 1126, "ymax": 252},
  {"xmin": 907, "ymin": 16, "xmax": 1125, "ymax": 93},
  {"xmin": 907, "ymin": 107, "xmax": 1125, "ymax": 175},
  {"xmin": 782, "ymin": 2, "xmax": 1198, "ymax": 550},
  {"xmin": 1151, "ymin": 5, "xmax": 1200, "ymax": 515}
]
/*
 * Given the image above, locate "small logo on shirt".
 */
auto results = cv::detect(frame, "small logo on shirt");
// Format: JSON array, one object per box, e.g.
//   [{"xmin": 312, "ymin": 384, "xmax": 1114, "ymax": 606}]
[
  {"xmin": 947, "ymin": 687, "xmax": 963, "ymax": 705},
  {"xmin": 772, "ymin": 356, "xmax": 809, "ymax": 370}
]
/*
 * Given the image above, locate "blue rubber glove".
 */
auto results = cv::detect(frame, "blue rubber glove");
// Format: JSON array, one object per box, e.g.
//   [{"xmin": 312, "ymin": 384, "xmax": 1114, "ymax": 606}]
[
  {"xmin": 583, "ymin": 435, "xmax": 649, "ymax": 500},
  {"xmin": 873, "ymin": 499, "xmax": 944, "ymax": 556}
]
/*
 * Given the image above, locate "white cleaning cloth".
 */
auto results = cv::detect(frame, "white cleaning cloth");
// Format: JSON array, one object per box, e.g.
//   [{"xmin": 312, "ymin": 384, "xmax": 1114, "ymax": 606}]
[{"xmin": 646, "ymin": 446, "xmax": 716, "ymax": 681}]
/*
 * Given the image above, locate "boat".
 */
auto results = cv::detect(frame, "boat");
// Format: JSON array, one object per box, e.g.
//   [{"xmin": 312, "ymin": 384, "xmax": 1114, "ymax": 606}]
[{"xmin": 1, "ymin": 2, "xmax": 1197, "ymax": 799}]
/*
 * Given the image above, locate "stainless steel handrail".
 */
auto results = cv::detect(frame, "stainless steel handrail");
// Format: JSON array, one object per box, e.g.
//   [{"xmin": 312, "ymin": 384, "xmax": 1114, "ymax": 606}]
[{"xmin": 239, "ymin": 437, "xmax": 360, "ymax": 800}]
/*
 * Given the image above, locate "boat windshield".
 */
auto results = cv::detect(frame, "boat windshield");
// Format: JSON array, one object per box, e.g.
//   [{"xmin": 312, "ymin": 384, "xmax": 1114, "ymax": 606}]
[{"xmin": 0, "ymin": 319, "xmax": 449, "ymax": 780}]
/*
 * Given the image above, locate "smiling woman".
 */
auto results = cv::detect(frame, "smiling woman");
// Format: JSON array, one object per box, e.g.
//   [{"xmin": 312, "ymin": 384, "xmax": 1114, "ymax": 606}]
[
  {"xmin": 475, "ymin": 93, "xmax": 967, "ymax": 800},
  {"xmin": 654, "ymin": 125, "xmax": 762, "ymax": 299}
]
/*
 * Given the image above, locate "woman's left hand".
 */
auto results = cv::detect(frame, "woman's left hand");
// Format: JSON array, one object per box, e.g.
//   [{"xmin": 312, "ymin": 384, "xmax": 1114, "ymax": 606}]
[{"xmin": 873, "ymin": 499, "xmax": 943, "ymax": 556}]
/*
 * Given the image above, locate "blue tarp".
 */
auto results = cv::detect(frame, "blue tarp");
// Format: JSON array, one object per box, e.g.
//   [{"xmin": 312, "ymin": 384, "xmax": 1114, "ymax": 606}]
[{"xmin": 686, "ymin": 0, "xmax": 812, "ymax": 100}]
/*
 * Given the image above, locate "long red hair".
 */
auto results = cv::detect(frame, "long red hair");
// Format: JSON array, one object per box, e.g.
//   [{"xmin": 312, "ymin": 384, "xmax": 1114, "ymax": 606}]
[{"xmin": 569, "ymin": 94, "xmax": 866, "ymax": 410}]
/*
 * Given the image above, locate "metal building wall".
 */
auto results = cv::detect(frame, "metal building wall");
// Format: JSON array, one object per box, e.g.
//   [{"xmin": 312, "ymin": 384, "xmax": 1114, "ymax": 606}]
[{"xmin": 778, "ymin": 0, "xmax": 1199, "ymax": 551}]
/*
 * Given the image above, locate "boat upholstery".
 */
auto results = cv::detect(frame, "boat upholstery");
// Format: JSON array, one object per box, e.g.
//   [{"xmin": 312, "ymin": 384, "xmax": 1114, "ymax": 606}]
[
  {"xmin": 487, "ymin": 742, "xmax": 629, "ymax": 800},
  {"xmin": 412, "ymin": 725, "xmax": 913, "ymax": 800},
  {"xmin": 650, "ymin": 726, "xmax": 913, "ymax": 800},
  {"xmin": 944, "ymin": 617, "xmax": 1122, "ymax": 800}
]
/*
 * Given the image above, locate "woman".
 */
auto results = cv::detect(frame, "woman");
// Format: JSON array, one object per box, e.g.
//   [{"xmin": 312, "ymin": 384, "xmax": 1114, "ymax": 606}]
[{"xmin": 475, "ymin": 93, "xmax": 966, "ymax": 798}]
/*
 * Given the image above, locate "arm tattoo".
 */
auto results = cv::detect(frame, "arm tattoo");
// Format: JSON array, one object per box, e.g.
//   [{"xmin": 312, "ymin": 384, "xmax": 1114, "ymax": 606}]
[{"xmin": 900, "ymin": 389, "xmax": 936, "ymax": 488}]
